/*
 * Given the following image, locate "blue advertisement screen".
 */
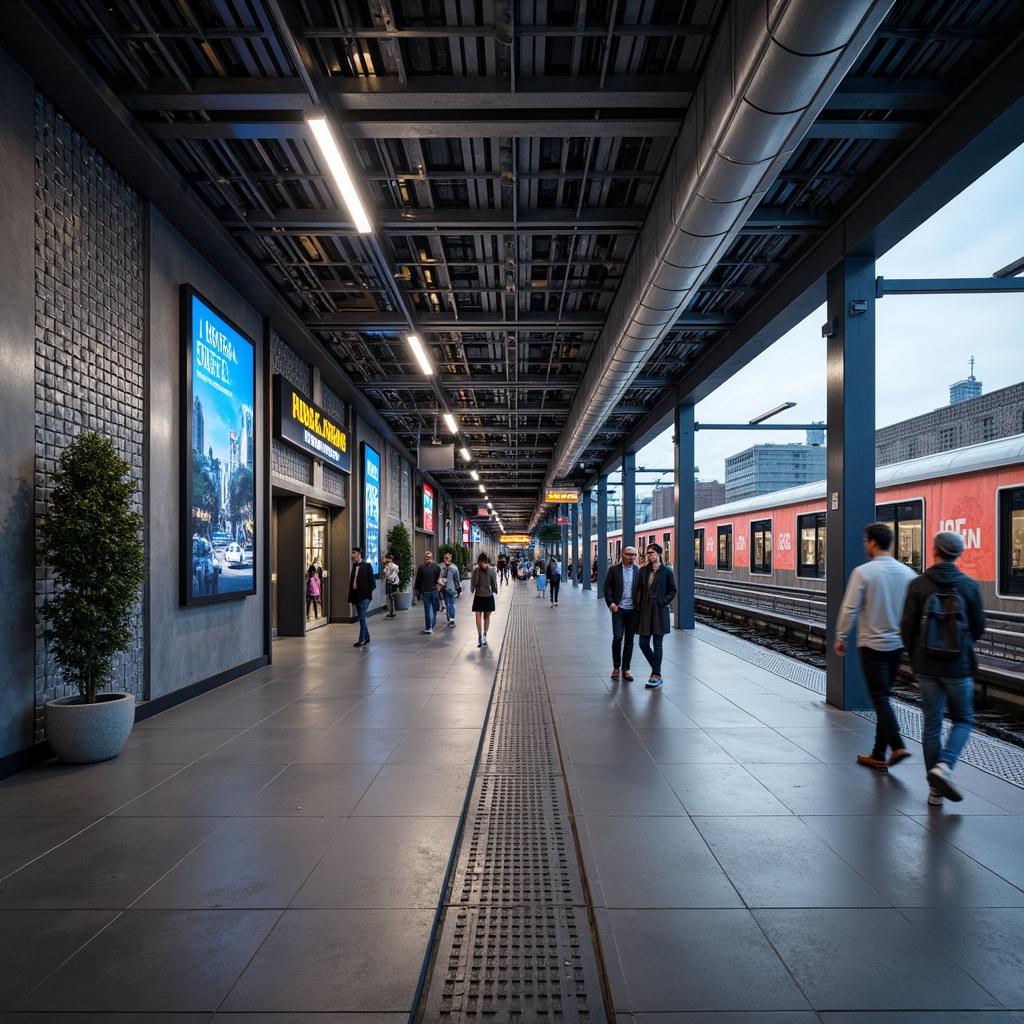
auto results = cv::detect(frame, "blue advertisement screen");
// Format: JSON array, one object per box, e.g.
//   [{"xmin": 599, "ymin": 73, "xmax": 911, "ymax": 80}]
[
  {"xmin": 364, "ymin": 444, "xmax": 380, "ymax": 575},
  {"xmin": 184, "ymin": 288, "xmax": 256, "ymax": 603}
]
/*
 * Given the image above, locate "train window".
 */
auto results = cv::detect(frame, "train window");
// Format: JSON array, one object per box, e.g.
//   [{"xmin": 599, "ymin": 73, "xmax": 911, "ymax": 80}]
[
  {"xmin": 717, "ymin": 525, "xmax": 733, "ymax": 571},
  {"xmin": 694, "ymin": 529, "xmax": 704, "ymax": 570},
  {"xmin": 876, "ymin": 500, "xmax": 924, "ymax": 572},
  {"xmin": 663, "ymin": 532, "xmax": 671, "ymax": 567},
  {"xmin": 750, "ymin": 519, "xmax": 772, "ymax": 575},
  {"xmin": 797, "ymin": 512, "xmax": 826, "ymax": 579},
  {"xmin": 997, "ymin": 486, "xmax": 1024, "ymax": 598}
]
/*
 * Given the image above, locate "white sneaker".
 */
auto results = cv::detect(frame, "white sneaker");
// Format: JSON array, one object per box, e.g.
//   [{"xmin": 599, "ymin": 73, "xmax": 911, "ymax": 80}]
[
  {"xmin": 481, "ymin": 634, "xmax": 488, "ymax": 646},
  {"xmin": 927, "ymin": 787, "xmax": 944, "ymax": 806},
  {"xmin": 447, "ymin": 620, "xmax": 455, "ymax": 628},
  {"xmin": 927, "ymin": 762, "xmax": 963, "ymax": 802}
]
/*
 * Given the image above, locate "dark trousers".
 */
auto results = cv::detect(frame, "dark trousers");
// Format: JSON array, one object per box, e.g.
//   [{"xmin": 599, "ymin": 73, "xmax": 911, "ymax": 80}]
[
  {"xmin": 859, "ymin": 645, "xmax": 906, "ymax": 758},
  {"xmin": 611, "ymin": 607, "xmax": 637, "ymax": 670},
  {"xmin": 549, "ymin": 578, "xmax": 560, "ymax": 603},
  {"xmin": 638, "ymin": 633, "xmax": 664, "ymax": 676}
]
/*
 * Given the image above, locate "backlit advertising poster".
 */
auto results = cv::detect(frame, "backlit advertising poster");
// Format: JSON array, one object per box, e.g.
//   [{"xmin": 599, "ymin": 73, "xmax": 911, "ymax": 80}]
[
  {"xmin": 364, "ymin": 443, "xmax": 381, "ymax": 574},
  {"xmin": 462, "ymin": 518, "xmax": 470, "ymax": 544},
  {"xmin": 423, "ymin": 483, "xmax": 435, "ymax": 533},
  {"xmin": 180, "ymin": 285, "xmax": 256, "ymax": 605}
]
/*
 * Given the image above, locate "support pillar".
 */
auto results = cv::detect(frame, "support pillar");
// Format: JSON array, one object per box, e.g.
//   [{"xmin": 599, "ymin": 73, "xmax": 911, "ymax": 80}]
[
  {"xmin": 570, "ymin": 501, "xmax": 579, "ymax": 586},
  {"xmin": 621, "ymin": 451, "xmax": 636, "ymax": 550},
  {"xmin": 597, "ymin": 475, "xmax": 609, "ymax": 596},
  {"xmin": 674, "ymin": 401, "xmax": 696, "ymax": 629},
  {"xmin": 582, "ymin": 488, "xmax": 593, "ymax": 591},
  {"xmin": 825, "ymin": 256, "xmax": 877, "ymax": 710}
]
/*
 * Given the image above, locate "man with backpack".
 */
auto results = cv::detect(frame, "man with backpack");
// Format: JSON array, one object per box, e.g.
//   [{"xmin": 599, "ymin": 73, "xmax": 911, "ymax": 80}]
[
  {"xmin": 834, "ymin": 523, "xmax": 917, "ymax": 772},
  {"xmin": 901, "ymin": 531, "xmax": 986, "ymax": 805}
]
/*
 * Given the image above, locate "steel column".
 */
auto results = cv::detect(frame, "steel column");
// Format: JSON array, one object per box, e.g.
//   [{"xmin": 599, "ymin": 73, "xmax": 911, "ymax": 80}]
[
  {"xmin": 621, "ymin": 451, "xmax": 636, "ymax": 551},
  {"xmin": 674, "ymin": 402, "xmax": 696, "ymax": 629},
  {"xmin": 581, "ymin": 488, "xmax": 592, "ymax": 591}
]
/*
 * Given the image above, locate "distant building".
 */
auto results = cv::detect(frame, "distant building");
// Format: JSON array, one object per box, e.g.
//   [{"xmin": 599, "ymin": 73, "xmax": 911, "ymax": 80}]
[
  {"xmin": 949, "ymin": 356, "xmax": 983, "ymax": 405},
  {"xmin": 694, "ymin": 479, "xmax": 725, "ymax": 511},
  {"xmin": 724, "ymin": 444, "xmax": 828, "ymax": 501},
  {"xmin": 652, "ymin": 484, "xmax": 674, "ymax": 519},
  {"xmin": 876, "ymin": 379, "xmax": 1024, "ymax": 465}
]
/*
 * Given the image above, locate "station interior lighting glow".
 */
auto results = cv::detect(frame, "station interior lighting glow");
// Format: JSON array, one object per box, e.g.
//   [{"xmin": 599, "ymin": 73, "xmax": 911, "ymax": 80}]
[{"xmin": 305, "ymin": 111, "xmax": 372, "ymax": 234}]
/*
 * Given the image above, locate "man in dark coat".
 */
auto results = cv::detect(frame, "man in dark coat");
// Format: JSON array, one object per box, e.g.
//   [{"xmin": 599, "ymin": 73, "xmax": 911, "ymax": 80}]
[
  {"xmin": 413, "ymin": 550, "xmax": 442, "ymax": 634},
  {"xmin": 348, "ymin": 546, "xmax": 376, "ymax": 647},
  {"xmin": 603, "ymin": 545, "xmax": 639, "ymax": 681},
  {"xmin": 901, "ymin": 530, "xmax": 986, "ymax": 804}
]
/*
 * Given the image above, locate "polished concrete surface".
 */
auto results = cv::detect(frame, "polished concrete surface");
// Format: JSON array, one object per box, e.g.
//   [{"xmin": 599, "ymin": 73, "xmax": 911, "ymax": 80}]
[{"xmin": 2, "ymin": 581, "xmax": 1023, "ymax": 1022}]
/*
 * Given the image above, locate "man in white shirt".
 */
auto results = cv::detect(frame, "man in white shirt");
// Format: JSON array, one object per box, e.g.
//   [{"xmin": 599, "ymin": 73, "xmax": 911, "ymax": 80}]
[
  {"xmin": 835, "ymin": 522, "xmax": 917, "ymax": 771},
  {"xmin": 603, "ymin": 546, "xmax": 639, "ymax": 681}
]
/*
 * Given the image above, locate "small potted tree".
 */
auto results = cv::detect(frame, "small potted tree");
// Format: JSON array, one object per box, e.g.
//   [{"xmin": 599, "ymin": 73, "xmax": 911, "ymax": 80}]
[
  {"xmin": 386, "ymin": 522, "xmax": 415, "ymax": 611},
  {"xmin": 39, "ymin": 431, "xmax": 146, "ymax": 763}
]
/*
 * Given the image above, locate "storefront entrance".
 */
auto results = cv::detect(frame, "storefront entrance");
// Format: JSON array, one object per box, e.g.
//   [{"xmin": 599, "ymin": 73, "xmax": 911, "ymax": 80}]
[{"xmin": 305, "ymin": 507, "xmax": 329, "ymax": 629}]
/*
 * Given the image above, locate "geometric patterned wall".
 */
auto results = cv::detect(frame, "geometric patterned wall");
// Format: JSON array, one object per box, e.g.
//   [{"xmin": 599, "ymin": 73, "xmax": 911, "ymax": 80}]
[{"xmin": 34, "ymin": 92, "xmax": 146, "ymax": 719}]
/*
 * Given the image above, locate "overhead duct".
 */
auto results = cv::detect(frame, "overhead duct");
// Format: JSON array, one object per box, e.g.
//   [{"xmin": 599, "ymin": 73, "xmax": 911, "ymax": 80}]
[{"xmin": 537, "ymin": 0, "xmax": 895, "ymax": 526}]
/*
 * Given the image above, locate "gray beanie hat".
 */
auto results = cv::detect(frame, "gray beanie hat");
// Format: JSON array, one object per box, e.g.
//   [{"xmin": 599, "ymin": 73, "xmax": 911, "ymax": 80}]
[{"xmin": 933, "ymin": 531, "xmax": 964, "ymax": 558}]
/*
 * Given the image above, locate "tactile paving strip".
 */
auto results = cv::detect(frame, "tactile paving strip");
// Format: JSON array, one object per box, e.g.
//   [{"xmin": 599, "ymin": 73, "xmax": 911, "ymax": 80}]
[
  {"xmin": 694, "ymin": 623, "xmax": 1024, "ymax": 788},
  {"xmin": 414, "ymin": 586, "xmax": 608, "ymax": 1024}
]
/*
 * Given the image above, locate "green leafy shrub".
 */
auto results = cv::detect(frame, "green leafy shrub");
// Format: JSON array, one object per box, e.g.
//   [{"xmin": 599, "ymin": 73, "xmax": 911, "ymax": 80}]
[{"xmin": 386, "ymin": 522, "xmax": 415, "ymax": 591}]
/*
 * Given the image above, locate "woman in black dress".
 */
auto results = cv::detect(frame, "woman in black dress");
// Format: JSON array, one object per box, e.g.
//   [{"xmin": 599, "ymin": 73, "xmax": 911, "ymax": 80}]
[
  {"xmin": 470, "ymin": 552, "xmax": 499, "ymax": 648},
  {"xmin": 635, "ymin": 542, "xmax": 677, "ymax": 688}
]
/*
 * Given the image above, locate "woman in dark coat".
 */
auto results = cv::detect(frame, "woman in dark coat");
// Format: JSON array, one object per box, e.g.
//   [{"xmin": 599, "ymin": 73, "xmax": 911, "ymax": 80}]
[{"xmin": 635, "ymin": 542, "xmax": 677, "ymax": 688}]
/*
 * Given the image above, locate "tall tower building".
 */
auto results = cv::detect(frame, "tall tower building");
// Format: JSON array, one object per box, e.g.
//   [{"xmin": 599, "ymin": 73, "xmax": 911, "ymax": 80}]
[{"xmin": 950, "ymin": 356, "xmax": 983, "ymax": 405}]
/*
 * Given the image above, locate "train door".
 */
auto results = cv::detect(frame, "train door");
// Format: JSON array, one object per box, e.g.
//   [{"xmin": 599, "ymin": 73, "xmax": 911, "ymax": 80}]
[{"xmin": 305, "ymin": 506, "xmax": 329, "ymax": 629}]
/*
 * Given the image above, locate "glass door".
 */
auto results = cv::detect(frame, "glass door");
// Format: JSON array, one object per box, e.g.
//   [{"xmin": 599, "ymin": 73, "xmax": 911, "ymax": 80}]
[{"xmin": 305, "ymin": 508, "xmax": 328, "ymax": 629}]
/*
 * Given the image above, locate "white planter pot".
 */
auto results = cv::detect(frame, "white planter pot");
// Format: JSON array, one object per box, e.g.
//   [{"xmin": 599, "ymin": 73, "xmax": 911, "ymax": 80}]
[{"xmin": 44, "ymin": 692, "xmax": 136, "ymax": 764}]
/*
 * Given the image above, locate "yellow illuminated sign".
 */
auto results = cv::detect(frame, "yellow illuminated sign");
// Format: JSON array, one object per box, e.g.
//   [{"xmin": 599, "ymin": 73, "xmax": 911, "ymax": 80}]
[
  {"xmin": 500, "ymin": 534, "xmax": 533, "ymax": 545},
  {"xmin": 545, "ymin": 489, "xmax": 580, "ymax": 503}
]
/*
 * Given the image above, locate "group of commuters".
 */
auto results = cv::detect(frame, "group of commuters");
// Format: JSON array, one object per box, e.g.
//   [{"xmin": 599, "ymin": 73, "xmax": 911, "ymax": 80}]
[
  {"xmin": 834, "ymin": 522, "xmax": 985, "ymax": 804},
  {"xmin": 603, "ymin": 542, "xmax": 678, "ymax": 688},
  {"xmin": 414, "ymin": 550, "xmax": 498, "ymax": 647}
]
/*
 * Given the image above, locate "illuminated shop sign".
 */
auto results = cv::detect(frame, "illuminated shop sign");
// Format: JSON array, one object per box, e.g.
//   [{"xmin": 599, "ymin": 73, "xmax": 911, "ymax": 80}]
[
  {"xmin": 272, "ymin": 375, "xmax": 350, "ymax": 473},
  {"xmin": 423, "ymin": 483, "xmax": 434, "ymax": 532},
  {"xmin": 545, "ymin": 488, "xmax": 580, "ymax": 503},
  {"xmin": 500, "ymin": 534, "xmax": 533, "ymax": 545},
  {"xmin": 364, "ymin": 444, "xmax": 380, "ymax": 573}
]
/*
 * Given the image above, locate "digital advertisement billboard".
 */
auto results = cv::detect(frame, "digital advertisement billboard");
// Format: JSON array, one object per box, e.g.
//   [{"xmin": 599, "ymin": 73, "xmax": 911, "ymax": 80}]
[
  {"xmin": 180, "ymin": 285, "xmax": 256, "ymax": 605},
  {"xmin": 423, "ymin": 483, "xmax": 434, "ymax": 533},
  {"xmin": 363, "ymin": 443, "xmax": 381, "ymax": 574}
]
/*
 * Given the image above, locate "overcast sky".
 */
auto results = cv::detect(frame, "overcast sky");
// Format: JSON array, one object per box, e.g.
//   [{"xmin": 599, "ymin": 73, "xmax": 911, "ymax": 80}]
[{"xmin": 627, "ymin": 140, "xmax": 1024, "ymax": 495}]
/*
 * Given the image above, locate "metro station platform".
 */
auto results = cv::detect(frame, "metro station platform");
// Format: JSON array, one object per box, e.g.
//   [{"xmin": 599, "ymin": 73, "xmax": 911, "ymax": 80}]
[{"xmin": 2, "ymin": 581, "xmax": 1023, "ymax": 1023}]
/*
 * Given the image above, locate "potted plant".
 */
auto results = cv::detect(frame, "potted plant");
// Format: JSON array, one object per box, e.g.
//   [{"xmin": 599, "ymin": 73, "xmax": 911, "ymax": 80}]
[
  {"xmin": 386, "ymin": 522, "xmax": 414, "ymax": 611},
  {"xmin": 38, "ymin": 432, "xmax": 146, "ymax": 763}
]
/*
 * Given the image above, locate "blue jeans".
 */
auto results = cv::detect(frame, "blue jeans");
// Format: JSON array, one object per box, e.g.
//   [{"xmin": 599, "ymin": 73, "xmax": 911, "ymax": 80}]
[
  {"xmin": 611, "ymin": 607, "xmax": 637, "ymax": 670},
  {"xmin": 859, "ymin": 646, "xmax": 906, "ymax": 759},
  {"xmin": 638, "ymin": 633, "xmax": 664, "ymax": 676},
  {"xmin": 355, "ymin": 598, "xmax": 370, "ymax": 642},
  {"xmin": 443, "ymin": 590, "xmax": 456, "ymax": 622},
  {"xmin": 422, "ymin": 591, "xmax": 440, "ymax": 630},
  {"xmin": 918, "ymin": 674, "xmax": 974, "ymax": 771}
]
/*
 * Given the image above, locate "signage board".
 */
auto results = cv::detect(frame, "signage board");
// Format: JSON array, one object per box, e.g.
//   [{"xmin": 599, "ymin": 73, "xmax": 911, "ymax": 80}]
[
  {"xmin": 556, "ymin": 517, "xmax": 569, "ymax": 525},
  {"xmin": 462, "ymin": 518, "xmax": 471, "ymax": 544},
  {"xmin": 272, "ymin": 375, "xmax": 350, "ymax": 473},
  {"xmin": 500, "ymin": 534, "xmax": 533, "ymax": 546},
  {"xmin": 423, "ymin": 483, "xmax": 435, "ymax": 532},
  {"xmin": 363, "ymin": 444, "xmax": 381, "ymax": 573},
  {"xmin": 545, "ymin": 488, "xmax": 580, "ymax": 503}
]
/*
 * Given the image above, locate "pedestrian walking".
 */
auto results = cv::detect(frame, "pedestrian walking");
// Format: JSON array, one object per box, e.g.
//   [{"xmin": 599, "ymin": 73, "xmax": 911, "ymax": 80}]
[
  {"xmin": 603, "ymin": 545, "xmax": 639, "ymax": 681},
  {"xmin": 546, "ymin": 555, "xmax": 562, "ymax": 606},
  {"xmin": 901, "ymin": 531, "xmax": 986, "ymax": 804},
  {"xmin": 413, "ymin": 550, "xmax": 442, "ymax": 634},
  {"xmin": 834, "ymin": 522, "xmax": 917, "ymax": 772},
  {"xmin": 534, "ymin": 558, "xmax": 546, "ymax": 598},
  {"xmin": 348, "ymin": 547, "xmax": 375, "ymax": 646},
  {"xmin": 382, "ymin": 551, "xmax": 399, "ymax": 617},
  {"xmin": 306, "ymin": 563, "xmax": 321, "ymax": 619},
  {"xmin": 471, "ymin": 552, "xmax": 499, "ymax": 647},
  {"xmin": 439, "ymin": 551, "xmax": 462, "ymax": 627},
  {"xmin": 635, "ymin": 542, "xmax": 677, "ymax": 688}
]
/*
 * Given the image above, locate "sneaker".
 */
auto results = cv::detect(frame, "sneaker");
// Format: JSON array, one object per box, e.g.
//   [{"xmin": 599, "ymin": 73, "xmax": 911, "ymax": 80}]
[
  {"xmin": 447, "ymin": 620, "xmax": 455, "ymax": 628},
  {"xmin": 422, "ymin": 628, "xmax": 433, "ymax": 635},
  {"xmin": 927, "ymin": 762, "xmax": 963, "ymax": 801},
  {"xmin": 856, "ymin": 754, "xmax": 889, "ymax": 772},
  {"xmin": 482, "ymin": 634, "xmax": 488, "ymax": 646},
  {"xmin": 887, "ymin": 748, "xmax": 911, "ymax": 767},
  {"xmin": 927, "ymin": 787, "xmax": 944, "ymax": 806},
  {"xmin": 352, "ymin": 640, "xmax": 364, "ymax": 647},
  {"xmin": 477, "ymin": 637, "xmax": 482, "ymax": 647},
  {"xmin": 645, "ymin": 676, "xmax": 662, "ymax": 689}
]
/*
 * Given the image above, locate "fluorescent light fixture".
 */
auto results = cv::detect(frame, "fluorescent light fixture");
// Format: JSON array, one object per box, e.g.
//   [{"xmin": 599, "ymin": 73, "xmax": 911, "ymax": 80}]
[
  {"xmin": 478, "ymin": 484, "xmax": 486, "ymax": 493},
  {"xmin": 749, "ymin": 401, "xmax": 796, "ymax": 425},
  {"xmin": 470, "ymin": 470, "xmax": 479, "ymax": 481},
  {"xmin": 460, "ymin": 447, "xmax": 471, "ymax": 461},
  {"xmin": 443, "ymin": 412, "xmax": 458, "ymax": 433},
  {"xmin": 406, "ymin": 334, "xmax": 433, "ymax": 375},
  {"xmin": 305, "ymin": 111, "xmax": 372, "ymax": 234}
]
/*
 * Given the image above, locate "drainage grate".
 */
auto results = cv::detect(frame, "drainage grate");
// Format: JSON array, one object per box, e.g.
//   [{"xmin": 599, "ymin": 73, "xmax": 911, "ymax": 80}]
[
  {"xmin": 693, "ymin": 624, "xmax": 1024, "ymax": 788},
  {"xmin": 413, "ymin": 586, "xmax": 609, "ymax": 1024}
]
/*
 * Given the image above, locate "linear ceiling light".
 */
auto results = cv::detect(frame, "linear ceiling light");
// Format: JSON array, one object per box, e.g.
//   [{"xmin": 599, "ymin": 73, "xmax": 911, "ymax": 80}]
[
  {"xmin": 406, "ymin": 334, "xmax": 433, "ymax": 375},
  {"xmin": 305, "ymin": 111, "xmax": 372, "ymax": 234},
  {"xmin": 443, "ymin": 412, "xmax": 458, "ymax": 433},
  {"xmin": 479, "ymin": 484, "xmax": 486, "ymax": 493},
  {"xmin": 460, "ymin": 447, "xmax": 471, "ymax": 461},
  {"xmin": 470, "ymin": 470, "xmax": 479, "ymax": 481}
]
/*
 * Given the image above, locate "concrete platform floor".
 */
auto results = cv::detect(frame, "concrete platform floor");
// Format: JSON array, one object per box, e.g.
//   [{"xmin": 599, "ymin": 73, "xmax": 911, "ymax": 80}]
[{"xmin": 2, "ymin": 580, "xmax": 1023, "ymax": 1022}]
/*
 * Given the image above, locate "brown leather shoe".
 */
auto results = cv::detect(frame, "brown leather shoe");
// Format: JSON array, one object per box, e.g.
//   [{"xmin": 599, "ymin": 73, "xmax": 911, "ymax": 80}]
[
  {"xmin": 887, "ymin": 748, "xmax": 911, "ymax": 767},
  {"xmin": 622, "ymin": 671, "xmax": 633, "ymax": 681},
  {"xmin": 856, "ymin": 754, "xmax": 888, "ymax": 772},
  {"xmin": 610, "ymin": 668, "xmax": 619, "ymax": 679}
]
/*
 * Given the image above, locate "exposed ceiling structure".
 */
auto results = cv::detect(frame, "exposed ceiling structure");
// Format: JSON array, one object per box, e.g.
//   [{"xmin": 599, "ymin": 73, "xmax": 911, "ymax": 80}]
[{"xmin": 10, "ymin": 0, "xmax": 1024, "ymax": 533}]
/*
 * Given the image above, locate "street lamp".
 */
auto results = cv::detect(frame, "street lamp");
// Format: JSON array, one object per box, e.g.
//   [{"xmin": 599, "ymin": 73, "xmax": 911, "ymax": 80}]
[{"xmin": 749, "ymin": 401, "xmax": 796, "ymax": 425}]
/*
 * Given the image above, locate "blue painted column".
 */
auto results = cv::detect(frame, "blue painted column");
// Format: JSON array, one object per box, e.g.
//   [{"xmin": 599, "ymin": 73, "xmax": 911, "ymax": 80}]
[
  {"xmin": 674, "ymin": 401, "xmax": 696, "ymax": 629},
  {"xmin": 560, "ymin": 504, "xmax": 569, "ymax": 572},
  {"xmin": 570, "ymin": 500, "xmax": 579, "ymax": 587},
  {"xmin": 621, "ymin": 451, "xmax": 636, "ymax": 553},
  {"xmin": 825, "ymin": 256, "xmax": 877, "ymax": 710},
  {"xmin": 582, "ymin": 488, "xmax": 593, "ymax": 591},
  {"xmin": 597, "ymin": 475, "xmax": 609, "ymax": 596}
]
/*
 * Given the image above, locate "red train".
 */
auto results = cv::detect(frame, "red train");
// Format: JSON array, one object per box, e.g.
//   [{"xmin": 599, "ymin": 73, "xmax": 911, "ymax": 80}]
[{"xmin": 594, "ymin": 436, "xmax": 1024, "ymax": 613}]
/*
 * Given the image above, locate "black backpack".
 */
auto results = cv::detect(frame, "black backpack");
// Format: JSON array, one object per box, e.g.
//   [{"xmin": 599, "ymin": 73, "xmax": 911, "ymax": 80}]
[{"xmin": 920, "ymin": 581, "xmax": 967, "ymax": 660}]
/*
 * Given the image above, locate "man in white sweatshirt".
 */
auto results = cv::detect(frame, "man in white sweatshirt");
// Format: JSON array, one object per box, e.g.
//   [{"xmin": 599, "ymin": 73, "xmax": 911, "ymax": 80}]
[{"xmin": 834, "ymin": 522, "xmax": 917, "ymax": 772}]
